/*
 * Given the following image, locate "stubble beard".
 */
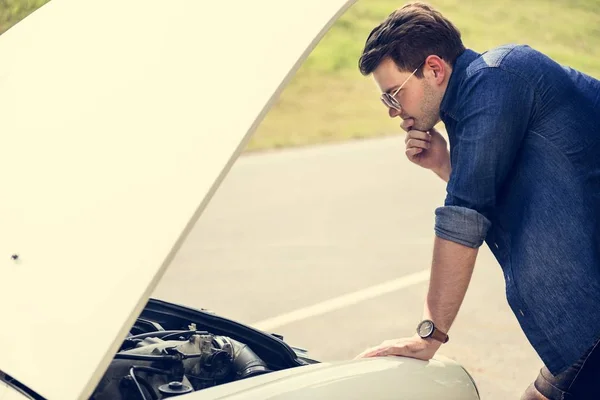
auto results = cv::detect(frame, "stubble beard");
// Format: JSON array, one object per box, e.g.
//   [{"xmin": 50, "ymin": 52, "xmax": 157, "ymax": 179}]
[{"xmin": 414, "ymin": 79, "xmax": 441, "ymax": 132}]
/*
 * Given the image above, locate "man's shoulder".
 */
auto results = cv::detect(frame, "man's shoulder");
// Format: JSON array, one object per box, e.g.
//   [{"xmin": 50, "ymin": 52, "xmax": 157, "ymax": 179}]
[
  {"xmin": 465, "ymin": 44, "xmax": 542, "ymax": 77},
  {"xmin": 441, "ymin": 45, "xmax": 547, "ymax": 119}
]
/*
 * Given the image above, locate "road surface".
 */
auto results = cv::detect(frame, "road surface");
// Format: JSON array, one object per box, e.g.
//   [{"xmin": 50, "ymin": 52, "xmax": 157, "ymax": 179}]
[{"xmin": 153, "ymin": 135, "xmax": 542, "ymax": 399}]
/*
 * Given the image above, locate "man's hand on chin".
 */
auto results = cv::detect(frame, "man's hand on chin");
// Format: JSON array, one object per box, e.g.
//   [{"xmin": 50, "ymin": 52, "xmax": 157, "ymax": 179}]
[{"xmin": 353, "ymin": 334, "xmax": 442, "ymax": 360}]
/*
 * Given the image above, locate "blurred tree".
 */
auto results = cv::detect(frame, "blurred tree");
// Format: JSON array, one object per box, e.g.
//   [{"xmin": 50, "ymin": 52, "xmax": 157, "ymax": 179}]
[{"xmin": 0, "ymin": 0, "xmax": 49, "ymax": 35}]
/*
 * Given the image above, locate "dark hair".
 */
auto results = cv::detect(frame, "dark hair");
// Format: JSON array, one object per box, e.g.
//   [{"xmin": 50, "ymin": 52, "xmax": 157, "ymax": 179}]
[{"xmin": 358, "ymin": 2, "xmax": 465, "ymax": 77}]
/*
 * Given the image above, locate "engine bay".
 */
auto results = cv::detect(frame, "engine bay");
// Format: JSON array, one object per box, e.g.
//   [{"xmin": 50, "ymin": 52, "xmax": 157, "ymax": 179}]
[
  {"xmin": 87, "ymin": 295, "xmax": 320, "ymax": 400},
  {"xmin": 91, "ymin": 320, "xmax": 274, "ymax": 399}
]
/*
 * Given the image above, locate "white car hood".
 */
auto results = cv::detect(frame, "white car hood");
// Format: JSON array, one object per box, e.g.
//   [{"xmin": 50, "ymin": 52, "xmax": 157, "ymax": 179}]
[
  {"xmin": 182, "ymin": 356, "xmax": 479, "ymax": 400},
  {"xmin": 0, "ymin": 0, "xmax": 356, "ymax": 399}
]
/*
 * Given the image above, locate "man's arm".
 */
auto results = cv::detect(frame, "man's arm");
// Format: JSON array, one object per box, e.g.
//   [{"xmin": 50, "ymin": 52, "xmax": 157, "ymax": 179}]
[
  {"xmin": 423, "ymin": 235, "xmax": 478, "ymax": 333},
  {"xmin": 432, "ymin": 162, "xmax": 451, "ymax": 183},
  {"xmin": 354, "ymin": 235, "xmax": 477, "ymax": 359},
  {"xmin": 356, "ymin": 68, "xmax": 534, "ymax": 361}
]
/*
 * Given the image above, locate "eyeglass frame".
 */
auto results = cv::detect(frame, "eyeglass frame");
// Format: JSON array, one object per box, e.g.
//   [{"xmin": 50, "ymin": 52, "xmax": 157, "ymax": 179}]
[{"xmin": 380, "ymin": 61, "xmax": 425, "ymax": 112}]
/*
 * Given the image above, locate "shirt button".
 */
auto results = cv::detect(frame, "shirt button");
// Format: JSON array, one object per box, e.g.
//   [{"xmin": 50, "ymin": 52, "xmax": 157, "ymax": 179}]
[
  {"xmin": 494, "ymin": 242, "xmax": 499, "ymax": 249},
  {"xmin": 519, "ymin": 309, "xmax": 525, "ymax": 317}
]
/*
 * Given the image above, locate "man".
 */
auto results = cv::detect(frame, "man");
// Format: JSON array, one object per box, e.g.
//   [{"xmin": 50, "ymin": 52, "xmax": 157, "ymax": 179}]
[{"xmin": 353, "ymin": 2, "xmax": 600, "ymax": 399}]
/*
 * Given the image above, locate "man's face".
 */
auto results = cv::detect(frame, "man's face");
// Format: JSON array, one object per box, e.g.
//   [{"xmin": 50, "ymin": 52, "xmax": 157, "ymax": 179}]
[{"xmin": 372, "ymin": 57, "xmax": 446, "ymax": 132}]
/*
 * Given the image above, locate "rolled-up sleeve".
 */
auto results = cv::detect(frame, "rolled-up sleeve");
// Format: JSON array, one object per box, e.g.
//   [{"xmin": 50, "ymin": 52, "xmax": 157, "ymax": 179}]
[
  {"xmin": 436, "ymin": 66, "xmax": 536, "ymax": 248},
  {"xmin": 435, "ymin": 206, "xmax": 491, "ymax": 248}
]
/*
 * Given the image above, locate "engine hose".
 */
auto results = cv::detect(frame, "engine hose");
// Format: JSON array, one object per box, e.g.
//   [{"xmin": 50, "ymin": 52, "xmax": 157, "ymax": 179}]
[
  {"xmin": 161, "ymin": 330, "xmax": 205, "ymax": 341},
  {"xmin": 115, "ymin": 353, "xmax": 180, "ymax": 362},
  {"xmin": 224, "ymin": 338, "xmax": 271, "ymax": 379},
  {"xmin": 129, "ymin": 367, "xmax": 161, "ymax": 400},
  {"xmin": 126, "ymin": 330, "xmax": 201, "ymax": 341}
]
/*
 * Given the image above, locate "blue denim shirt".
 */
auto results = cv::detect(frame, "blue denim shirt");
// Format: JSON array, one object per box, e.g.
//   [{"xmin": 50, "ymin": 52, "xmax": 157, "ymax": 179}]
[{"xmin": 436, "ymin": 45, "xmax": 600, "ymax": 375}]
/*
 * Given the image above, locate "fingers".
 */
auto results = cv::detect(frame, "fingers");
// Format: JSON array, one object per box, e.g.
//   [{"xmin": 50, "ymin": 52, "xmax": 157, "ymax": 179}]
[
  {"xmin": 372, "ymin": 347, "xmax": 400, "ymax": 357},
  {"xmin": 355, "ymin": 349, "xmax": 378, "ymax": 359},
  {"xmin": 355, "ymin": 341, "xmax": 402, "ymax": 359},
  {"xmin": 354, "ymin": 343, "xmax": 385, "ymax": 359},
  {"xmin": 355, "ymin": 338, "xmax": 421, "ymax": 359},
  {"xmin": 359, "ymin": 345, "xmax": 404, "ymax": 358},
  {"xmin": 353, "ymin": 349, "xmax": 372, "ymax": 359},
  {"xmin": 405, "ymin": 130, "xmax": 430, "ymax": 160},
  {"xmin": 356, "ymin": 337, "xmax": 438, "ymax": 362},
  {"xmin": 404, "ymin": 129, "xmax": 432, "ymax": 164},
  {"xmin": 406, "ymin": 138, "xmax": 431, "ymax": 150},
  {"xmin": 404, "ymin": 129, "xmax": 431, "ymax": 144},
  {"xmin": 405, "ymin": 147, "xmax": 423, "ymax": 160}
]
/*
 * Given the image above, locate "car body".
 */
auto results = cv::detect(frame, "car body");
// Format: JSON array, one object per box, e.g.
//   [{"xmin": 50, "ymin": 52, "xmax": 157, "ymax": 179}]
[{"xmin": 0, "ymin": 0, "xmax": 480, "ymax": 399}]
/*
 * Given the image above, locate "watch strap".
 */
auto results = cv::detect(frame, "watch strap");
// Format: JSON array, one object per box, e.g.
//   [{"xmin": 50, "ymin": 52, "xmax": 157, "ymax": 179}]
[{"xmin": 430, "ymin": 327, "xmax": 449, "ymax": 343}]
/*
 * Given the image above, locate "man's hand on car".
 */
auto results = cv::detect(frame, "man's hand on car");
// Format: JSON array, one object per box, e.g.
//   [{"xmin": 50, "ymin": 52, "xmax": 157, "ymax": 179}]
[{"xmin": 353, "ymin": 334, "xmax": 442, "ymax": 360}]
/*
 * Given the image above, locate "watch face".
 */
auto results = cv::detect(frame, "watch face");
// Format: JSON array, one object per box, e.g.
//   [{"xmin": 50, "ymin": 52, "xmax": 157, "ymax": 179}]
[{"xmin": 418, "ymin": 320, "xmax": 434, "ymax": 337}]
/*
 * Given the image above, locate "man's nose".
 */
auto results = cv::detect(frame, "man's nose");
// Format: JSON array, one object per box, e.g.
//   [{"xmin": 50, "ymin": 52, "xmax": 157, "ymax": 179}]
[{"xmin": 388, "ymin": 106, "xmax": 401, "ymax": 118}]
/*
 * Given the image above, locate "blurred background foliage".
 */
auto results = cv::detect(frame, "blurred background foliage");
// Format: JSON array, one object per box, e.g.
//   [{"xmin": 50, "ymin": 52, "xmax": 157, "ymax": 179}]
[
  {"xmin": 0, "ymin": 0, "xmax": 48, "ymax": 34},
  {"xmin": 2, "ymin": 0, "xmax": 599, "ymax": 151}
]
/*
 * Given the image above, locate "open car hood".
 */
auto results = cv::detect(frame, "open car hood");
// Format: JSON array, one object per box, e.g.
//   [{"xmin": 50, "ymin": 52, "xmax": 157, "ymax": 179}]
[{"xmin": 0, "ymin": 0, "xmax": 356, "ymax": 398}]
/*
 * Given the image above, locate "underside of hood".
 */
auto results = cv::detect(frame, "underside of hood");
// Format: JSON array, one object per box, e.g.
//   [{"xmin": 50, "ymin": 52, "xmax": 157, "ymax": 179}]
[{"xmin": 0, "ymin": 0, "xmax": 356, "ymax": 398}]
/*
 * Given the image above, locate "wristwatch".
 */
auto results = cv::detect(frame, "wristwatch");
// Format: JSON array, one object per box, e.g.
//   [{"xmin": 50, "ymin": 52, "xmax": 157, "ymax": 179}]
[{"xmin": 416, "ymin": 319, "xmax": 449, "ymax": 343}]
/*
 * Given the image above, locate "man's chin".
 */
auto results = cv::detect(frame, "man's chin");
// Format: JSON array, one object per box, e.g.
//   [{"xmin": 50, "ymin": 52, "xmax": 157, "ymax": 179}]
[
  {"xmin": 413, "ymin": 123, "xmax": 435, "ymax": 132},
  {"xmin": 413, "ymin": 118, "xmax": 440, "ymax": 132},
  {"xmin": 411, "ymin": 113, "xmax": 441, "ymax": 132}
]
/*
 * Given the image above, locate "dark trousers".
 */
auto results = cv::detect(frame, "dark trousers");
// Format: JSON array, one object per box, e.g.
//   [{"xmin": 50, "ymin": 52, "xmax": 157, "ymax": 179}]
[{"xmin": 524, "ymin": 337, "xmax": 600, "ymax": 400}]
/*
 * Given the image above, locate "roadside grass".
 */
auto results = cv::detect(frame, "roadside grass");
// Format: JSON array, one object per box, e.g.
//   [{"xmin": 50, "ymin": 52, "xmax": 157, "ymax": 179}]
[
  {"xmin": 2, "ymin": 0, "xmax": 599, "ymax": 152},
  {"xmin": 248, "ymin": 0, "xmax": 600, "ymax": 152}
]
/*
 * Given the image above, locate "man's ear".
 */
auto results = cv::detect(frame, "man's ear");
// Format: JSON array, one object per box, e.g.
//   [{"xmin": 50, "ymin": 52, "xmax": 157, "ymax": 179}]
[{"xmin": 425, "ymin": 55, "xmax": 446, "ymax": 84}]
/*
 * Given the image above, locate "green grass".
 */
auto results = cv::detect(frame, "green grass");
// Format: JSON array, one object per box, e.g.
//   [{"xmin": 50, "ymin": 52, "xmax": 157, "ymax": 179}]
[
  {"xmin": 3, "ymin": 0, "xmax": 599, "ymax": 152},
  {"xmin": 248, "ymin": 0, "xmax": 600, "ymax": 152},
  {"xmin": 0, "ymin": 0, "xmax": 49, "ymax": 34}
]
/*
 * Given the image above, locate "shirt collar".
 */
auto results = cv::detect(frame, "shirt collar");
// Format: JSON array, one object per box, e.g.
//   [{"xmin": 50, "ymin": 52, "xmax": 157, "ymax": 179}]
[{"xmin": 440, "ymin": 48, "xmax": 480, "ymax": 120}]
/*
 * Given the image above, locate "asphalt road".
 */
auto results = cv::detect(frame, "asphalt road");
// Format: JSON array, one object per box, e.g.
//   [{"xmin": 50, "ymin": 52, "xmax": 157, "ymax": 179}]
[{"xmin": 153, "ymin": 135, "xmax": 542, "ymax": 399}]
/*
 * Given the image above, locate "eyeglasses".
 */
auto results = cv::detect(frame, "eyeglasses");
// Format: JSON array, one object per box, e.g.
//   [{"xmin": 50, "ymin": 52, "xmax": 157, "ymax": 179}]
[{"xmin": 380, "ymin": 62, "xmax": 424, "ymax": 112}]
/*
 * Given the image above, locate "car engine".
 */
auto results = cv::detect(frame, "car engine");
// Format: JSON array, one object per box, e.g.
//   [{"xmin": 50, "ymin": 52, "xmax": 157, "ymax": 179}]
[{"xmin": 91, "ymin": 324, "xmax": 271, "ymax": 400}]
